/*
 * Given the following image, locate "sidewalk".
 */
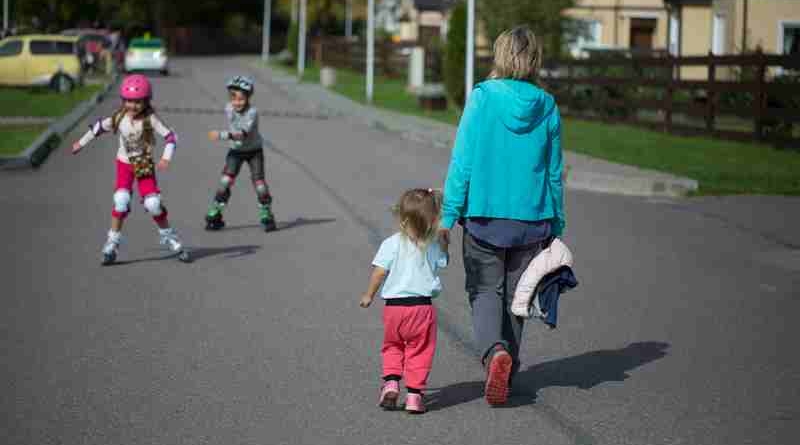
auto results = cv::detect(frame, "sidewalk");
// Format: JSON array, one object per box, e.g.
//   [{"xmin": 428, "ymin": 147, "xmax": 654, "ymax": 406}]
[{"xmin": 255, "ymin": 62, "xmax": 699, "ymax": 198}]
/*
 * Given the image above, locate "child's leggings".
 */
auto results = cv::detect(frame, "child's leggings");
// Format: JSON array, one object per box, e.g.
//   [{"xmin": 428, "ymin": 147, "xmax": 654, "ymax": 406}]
[
  {"xmin": 111, "ymin": 160, "xmax": 168, "ymax": 224},
  {"xmin": 381, "ymin": 300, "xmax": 437, "ymax": 391}
]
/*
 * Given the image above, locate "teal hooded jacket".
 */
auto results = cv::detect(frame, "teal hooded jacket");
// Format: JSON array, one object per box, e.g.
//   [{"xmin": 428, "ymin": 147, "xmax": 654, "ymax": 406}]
[{"xmin": 442, "ymin": 79, "xmax": 565, "ymax": 236}]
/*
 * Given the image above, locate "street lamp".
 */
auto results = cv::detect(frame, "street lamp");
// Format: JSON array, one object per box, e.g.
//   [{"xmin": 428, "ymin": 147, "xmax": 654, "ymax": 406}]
[
  {"xmin": 3, "ymin": 0, "xmax": 9, "ymax": 32},
  {"xmin": 465, "ymin": 0, "xmax": 475, "ymax": 100},
  {"xmin": 366, "ymin": 0, "xmax": 374, "ymax": 103},
  {"xmin": 262, "ymin": 0, "xmax": 271, "ymax": 62},
  {"xmin": 298, "ymin": 0, "xmax": 307, "ymax": 78},
  {"xmin": 346, "ymin": 0, "xmax": 353, "ymax": 39}
]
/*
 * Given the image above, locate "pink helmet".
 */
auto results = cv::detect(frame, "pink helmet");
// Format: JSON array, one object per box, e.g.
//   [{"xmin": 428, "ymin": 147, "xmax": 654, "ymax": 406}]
[{"xmin": 120, "ymin": 74, "xmax": 152, "ymax": 100}]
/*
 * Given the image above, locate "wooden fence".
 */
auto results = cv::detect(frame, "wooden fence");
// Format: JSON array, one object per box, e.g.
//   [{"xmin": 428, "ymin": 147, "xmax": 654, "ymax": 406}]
[
  {"xmin": 538, "ymin": 51, "xmax": 800, "ymax": 146},
  {"xmin": 310, "ymin": 37, "xmax": 443, "ymax": 82}
]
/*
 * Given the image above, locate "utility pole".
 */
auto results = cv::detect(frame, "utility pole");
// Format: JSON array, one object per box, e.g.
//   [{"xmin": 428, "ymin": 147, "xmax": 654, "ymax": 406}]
[
  {"xmin": 298, "ymin": 0, "xmax": 307, "ymax": 78},
  {"xmin": 465, "ymin": 0, "xmax": 475, "ymax": 100},
  {"xmin": 366, "ymin": 0, "xmax": 375, "ymax": 102},
  {"xmin": 262, "ymin": 0, "xmax": 271, "ymax": 62}
]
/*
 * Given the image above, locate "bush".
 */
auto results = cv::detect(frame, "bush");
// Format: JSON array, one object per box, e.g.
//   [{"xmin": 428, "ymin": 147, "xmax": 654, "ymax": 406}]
[{"xmin": 444, "ymin": 1, "xmax": 467, "ymax": 108}]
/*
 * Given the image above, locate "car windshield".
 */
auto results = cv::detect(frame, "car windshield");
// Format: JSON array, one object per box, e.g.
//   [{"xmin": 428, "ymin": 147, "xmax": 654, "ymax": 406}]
[{"xmin": 129, "ymin": 38, "xmax": 163, "ymax": 50}]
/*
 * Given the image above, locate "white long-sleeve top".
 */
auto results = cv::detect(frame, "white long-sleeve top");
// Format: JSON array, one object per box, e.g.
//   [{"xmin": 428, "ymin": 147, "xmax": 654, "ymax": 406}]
[{"xmin": 78, "ymin": 113, "xmax": 177, "ymax": 162}]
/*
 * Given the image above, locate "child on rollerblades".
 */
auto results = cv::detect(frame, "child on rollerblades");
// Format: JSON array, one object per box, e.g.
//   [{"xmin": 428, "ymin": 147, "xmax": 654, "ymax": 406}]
[
  {"xmin": 72, "ymin": 74, "xmax": 190, "ymax": 265},
  {"xmin": 205, "ymin": 75, "xmax": 276, "ymax": 232}
]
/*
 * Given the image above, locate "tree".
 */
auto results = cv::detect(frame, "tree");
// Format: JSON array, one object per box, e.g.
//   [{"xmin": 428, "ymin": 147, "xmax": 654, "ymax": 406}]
[
  {"xmin": 478, "ymin": 0, "xmax": 577, "ymax": 59},
  {"xmin": 444, "ymin": 1, "xmax": 467, "ymax": 108}
]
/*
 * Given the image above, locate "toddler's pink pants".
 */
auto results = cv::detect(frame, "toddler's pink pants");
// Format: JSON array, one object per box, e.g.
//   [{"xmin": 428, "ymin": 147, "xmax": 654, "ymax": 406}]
[{"xmin": 381, "ymin": 304, "xmax": 437, "ymax": 391}]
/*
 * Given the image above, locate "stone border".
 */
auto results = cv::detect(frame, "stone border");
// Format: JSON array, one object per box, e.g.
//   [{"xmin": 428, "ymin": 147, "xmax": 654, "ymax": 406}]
[{"xmin": 0, "ymin": 76, "xmax": 119, "ymax": 170}]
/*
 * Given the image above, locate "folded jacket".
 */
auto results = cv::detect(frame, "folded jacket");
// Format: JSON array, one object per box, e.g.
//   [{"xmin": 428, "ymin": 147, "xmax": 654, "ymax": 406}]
[
  {"xmin": 511, "ymin": 237, "xmax": 573, "ymax": 317},
  {"xmin": 530, "ymin": 266, "xmax": 578, "ymax": 328}
]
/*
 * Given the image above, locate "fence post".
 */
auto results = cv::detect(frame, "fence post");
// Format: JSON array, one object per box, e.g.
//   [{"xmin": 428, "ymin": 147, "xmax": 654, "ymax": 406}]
[
  {"xmin": 706, "ymin": 51, "xmax": 716, "ymax": 133},
  {"xmin": 566, "ymin": 61, "xmax": 574, "ymax": 111},
  {"xmin": 314, "ymin": 39, "xmax": 323, "ymax": 66},
  {"xmin": 754, "ymin": 49, "xmax": 767, "ymax": 141},
  {"xmin": 665, "ymin": 55, "xmax": 674, "ymax": 133}
]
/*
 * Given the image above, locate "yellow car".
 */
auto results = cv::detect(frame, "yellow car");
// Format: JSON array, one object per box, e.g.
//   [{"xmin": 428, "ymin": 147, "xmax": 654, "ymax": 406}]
[{"xmin": 0, "ymin": 34, "xmax": 82, "ymax": 92}]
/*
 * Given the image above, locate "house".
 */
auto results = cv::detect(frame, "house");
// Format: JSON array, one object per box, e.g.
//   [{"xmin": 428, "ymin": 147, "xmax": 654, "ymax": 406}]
[
  {"xmin": 564, "ymin": 0, "xmax": 800, "ymax": 55},
  {"xmin": 563, "ymin": 0, "xmax": 672, "ymax": 57},
  {"xmin": 394, "ymin": 0, "xmax": 457, "ymax": 44}
]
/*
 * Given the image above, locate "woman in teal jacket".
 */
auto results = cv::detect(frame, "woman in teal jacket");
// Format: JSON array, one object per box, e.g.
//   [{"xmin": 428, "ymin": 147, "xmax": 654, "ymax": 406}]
[{"xmin": 440, "ymin": 26, "xmax": 565, "ymax": 406}]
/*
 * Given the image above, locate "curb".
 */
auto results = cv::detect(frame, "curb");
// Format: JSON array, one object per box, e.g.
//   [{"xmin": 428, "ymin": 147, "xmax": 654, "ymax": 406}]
[
  {"xmin": 0, "ymin": 76, "xmax": 119, "ymax": 170},
  {"xmin": 256, "ymin": 62, "xmax": 699, "ymax": 198}
]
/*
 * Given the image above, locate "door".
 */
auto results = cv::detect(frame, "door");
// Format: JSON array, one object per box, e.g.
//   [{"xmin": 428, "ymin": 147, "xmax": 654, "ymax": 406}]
[
  {"xmin": 630, "ymin": 18, "xmax": 657, "ymax": 53},
  {"xmin": 0, "ymin": 39, "xmax": 25, "ymax": 85}
]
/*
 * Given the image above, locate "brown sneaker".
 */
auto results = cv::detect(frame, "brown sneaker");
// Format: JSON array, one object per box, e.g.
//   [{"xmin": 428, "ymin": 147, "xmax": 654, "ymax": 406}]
[{"xmin": 485, "ymin": 347, "xmax": 512, "ymax": 406}]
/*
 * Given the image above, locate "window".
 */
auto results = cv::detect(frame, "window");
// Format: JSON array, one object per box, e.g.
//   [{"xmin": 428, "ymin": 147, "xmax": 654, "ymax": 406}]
[
  {"xmin": 569, "ymin": 19, "xmax": 603, "ymax": 58},
  {"xmin": 0, "ymin": 40, "xmax": 22, "ymax": 57},
  {"xmin": 781, "ymin": 22, "xmax": 800, "ymax": 55},
  {"xmin": 30, "ymin": 40, "xmax": 75, "ymax": 55}
]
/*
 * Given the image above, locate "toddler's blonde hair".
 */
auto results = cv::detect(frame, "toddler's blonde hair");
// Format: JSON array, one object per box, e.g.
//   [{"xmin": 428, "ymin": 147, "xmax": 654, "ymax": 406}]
[{"xmin": 393, "ymin": 188, "xmax": 442, "ymax": 246}]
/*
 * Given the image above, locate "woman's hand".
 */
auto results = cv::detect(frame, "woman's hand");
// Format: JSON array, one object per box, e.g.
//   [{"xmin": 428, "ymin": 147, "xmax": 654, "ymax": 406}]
[
  {"xmin": 208, "ymin": 131, "xmax": 220, "ymax": 141},
  {"xmin": 70, "ymin": 141, "xmax": 82, "ymax": 155},
  {"xmin": 157, "ymin": 158, "xmax": 170, "ymax": 171}
]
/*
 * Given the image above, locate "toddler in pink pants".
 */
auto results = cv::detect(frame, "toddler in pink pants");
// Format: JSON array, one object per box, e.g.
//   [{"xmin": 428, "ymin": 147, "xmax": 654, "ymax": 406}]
[{"xmin": 360, "ymin": 188, "xmax": 448, "ymax": 414}]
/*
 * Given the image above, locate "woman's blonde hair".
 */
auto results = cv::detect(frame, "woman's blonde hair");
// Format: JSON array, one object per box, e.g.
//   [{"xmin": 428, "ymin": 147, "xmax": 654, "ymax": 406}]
[
  {"xmin": 393, "ymin": 188, "xmax": 442, "ymax": 246},
  {"xmin": 489, "ymin": 25, "xmax": 542, "ymax": 83}
]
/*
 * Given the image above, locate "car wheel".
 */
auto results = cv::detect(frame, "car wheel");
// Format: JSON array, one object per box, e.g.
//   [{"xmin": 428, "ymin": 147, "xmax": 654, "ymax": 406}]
[{"xmin": 51, "ymin": 74, "xmax": 75, "ymax": 94}]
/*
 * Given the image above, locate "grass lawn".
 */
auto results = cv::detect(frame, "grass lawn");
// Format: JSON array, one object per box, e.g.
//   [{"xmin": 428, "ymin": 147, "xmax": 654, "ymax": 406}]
[
  {"xmin": 0, "ymin": 125, "xmax": 48, "ymax": 156},
  {"xmin": 0, "ymin": 85, "xmax": 102, "ymax": 118},
  {"xmin": 563, "ymin": 120, "xmax": 800, "ymax": 195},
  {"xmin": 264, "ymin": 60, "xmax": 800, "ymax": 195}
]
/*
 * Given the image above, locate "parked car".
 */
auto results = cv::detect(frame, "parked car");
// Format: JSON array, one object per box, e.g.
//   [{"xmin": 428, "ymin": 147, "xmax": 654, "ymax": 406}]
[
  {"xmin": 61, "ymin": 28, "xmax": 112, "ymax": 73},
  {"xmin": 0, "ymin": 34, "xmax": 82, "ymax": 92},
  {"xmin": 125, "ymin": 37, "xmax": 168, "ymax": 75}
]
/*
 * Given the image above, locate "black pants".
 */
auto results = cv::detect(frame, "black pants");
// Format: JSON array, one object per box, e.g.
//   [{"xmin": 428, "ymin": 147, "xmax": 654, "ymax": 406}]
[
  {"xmin": 462, "ymin": 231, "xmax": 545, "ymax": 375},
  {"xmin": 222, "ymin": 149, "xmax": 265, "ymax": 181}
]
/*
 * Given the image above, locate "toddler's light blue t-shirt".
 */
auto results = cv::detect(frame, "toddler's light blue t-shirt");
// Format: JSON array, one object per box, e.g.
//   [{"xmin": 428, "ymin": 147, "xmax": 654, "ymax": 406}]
[{"xmin": 372, "ymin": 233, "xmax": 448, "ymax": 299}]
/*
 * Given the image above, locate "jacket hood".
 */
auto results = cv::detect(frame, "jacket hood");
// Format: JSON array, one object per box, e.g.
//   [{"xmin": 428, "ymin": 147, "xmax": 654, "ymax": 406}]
[{"xmin": 478, "ymin": 79, "xmax": 555, "ymax": 134}]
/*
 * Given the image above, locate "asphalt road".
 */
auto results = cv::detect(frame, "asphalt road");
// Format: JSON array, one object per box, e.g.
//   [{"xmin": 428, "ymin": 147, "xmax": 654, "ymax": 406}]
[{"xmin": 1, "ymin": 56, "xmax": 798, "ymax": 445}]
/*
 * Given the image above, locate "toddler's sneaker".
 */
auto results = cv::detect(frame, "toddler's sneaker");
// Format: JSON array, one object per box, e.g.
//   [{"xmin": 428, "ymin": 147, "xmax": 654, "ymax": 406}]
[
  {"xmin": 404, "ymin": 393, "xmax": 426, "ymax": 414},
  {"xmin": 485, "ymin": 345, "xmax": 512, "ymax": 406},
  {"xmin": 378, "ymin": 380, "xmax": 399, "ymax": 410}
]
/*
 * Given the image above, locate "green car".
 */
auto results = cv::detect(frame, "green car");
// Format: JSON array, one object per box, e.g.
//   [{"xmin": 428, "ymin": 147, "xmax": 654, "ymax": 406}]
[{"xmin": 124, "ymin": 37, "xmax": 168, "ymax": 75}]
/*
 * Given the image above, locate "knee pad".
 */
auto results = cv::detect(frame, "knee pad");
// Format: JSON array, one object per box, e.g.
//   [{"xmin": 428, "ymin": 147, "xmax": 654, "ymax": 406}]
[
  {"xmin": 113, "ymin": 189, "xmax": 131, "ymax": 214},
  {"xmin": 254, "ymin": 180, "xmax": 272, "ymax": 205},
  {"xmin": 143, "ymin": 194, "xmax": 163, "ymax": 216},
  {"xmin": 219, "ymin": 174, "xmax": 234, "ymax": 187}
]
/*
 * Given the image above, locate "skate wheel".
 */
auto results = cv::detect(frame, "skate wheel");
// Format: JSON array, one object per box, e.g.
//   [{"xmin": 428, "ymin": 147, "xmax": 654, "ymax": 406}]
[
  {"xmin": 102, "ymin": 252, "xmax": 116, "ymax": 266},
  {"xmin": 261, "ymin": 220, "xmax": 277, "ymax": 232},
  {"xmin": 205, "ymin": 220, "xmax": 225, "ymax": 231},
  {"xmin": 178, "ymin": 250, "xmax": 192, "ymax": 263}
]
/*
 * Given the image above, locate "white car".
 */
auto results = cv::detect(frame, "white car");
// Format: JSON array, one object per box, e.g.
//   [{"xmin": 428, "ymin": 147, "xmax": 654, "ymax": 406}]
[{"xmin": 124, "ymin": 37, "xmax": 168, "ymax": 75}]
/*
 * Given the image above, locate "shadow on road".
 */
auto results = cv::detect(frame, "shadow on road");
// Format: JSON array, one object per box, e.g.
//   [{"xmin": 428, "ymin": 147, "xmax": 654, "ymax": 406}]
[
  {"xmin": 426, "ymin": 341, "xmax": 670, "ymax": 411},
  {"xmin": 223, "ymin": 217, "xmax": 336, "ymax": 233},
  {"xmin": 189, "ymin": 244, "xmax": 262, "ymax": 261},
  {"xmin": 107, "ymin": 244, "xmax": 262, "ymax": 265}
]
